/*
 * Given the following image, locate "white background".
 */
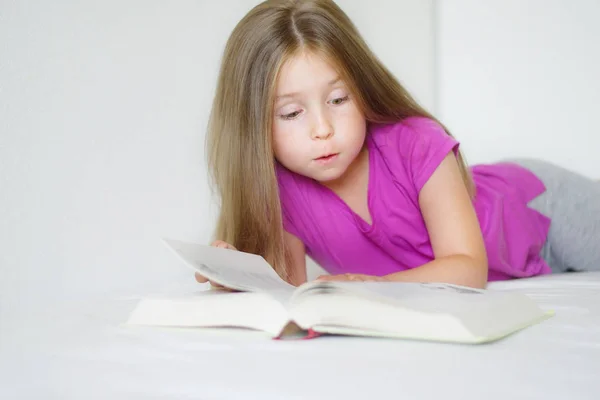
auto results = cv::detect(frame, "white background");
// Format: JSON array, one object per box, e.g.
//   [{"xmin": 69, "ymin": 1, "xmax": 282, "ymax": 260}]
[
  {"xmin": 2, "ymin": 3, "xmax": 600, "ymax": 399},
  {"xmin": 0, "ymin": 0, "xmax": 435, "ymax": 310},
  {"xmin": 1, "ymin": 1, "xmax": 598, "ymax": 314},
  {"xmin": 437, "ymin": 0, "xmax": 600, "ymax": 178}
]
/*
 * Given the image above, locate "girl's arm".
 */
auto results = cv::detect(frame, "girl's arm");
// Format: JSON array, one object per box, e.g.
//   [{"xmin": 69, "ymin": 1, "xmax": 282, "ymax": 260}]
[
  {"xmin": 284, "ymin": 230, "xmax": 308, "ymax": 286},
  {"xmin": 387, "ymin": 153, "xmax": 488, "ymax": 288},
  {"xmin": 384, "ymin": 152, "xmax": 488, "ymax": 288},
  {"xmin": 318, "ymin": 152, "xmax": 488, "ymax": 288}
]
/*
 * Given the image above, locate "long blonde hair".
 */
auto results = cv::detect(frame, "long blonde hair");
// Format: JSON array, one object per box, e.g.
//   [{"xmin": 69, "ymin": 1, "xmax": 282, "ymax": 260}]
[{"xmin": 206, "ymin": 0, "xmax": 474, "ymax": 281}]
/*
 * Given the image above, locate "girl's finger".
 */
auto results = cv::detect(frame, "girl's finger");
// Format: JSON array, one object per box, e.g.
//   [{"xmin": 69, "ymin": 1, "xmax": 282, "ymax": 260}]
[
  {"xmin": 316, "ymin": 275, "xmax": 333, "ymax": 281},
  {"xmin": 211, "ymin": 240, "xmax": 237, "ymax": 251},
  {"xmin": 195, "ymin": 272, "xmax": 208, "ymax": 283},
  {"xmin": 319, "ymin": 274, "xmax": 349, "ymax": 281}
]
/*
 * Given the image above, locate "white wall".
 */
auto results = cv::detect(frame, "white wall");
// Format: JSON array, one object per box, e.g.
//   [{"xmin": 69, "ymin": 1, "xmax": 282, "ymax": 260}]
[
  {"xmin": 0, "ymin": 0, "xmax": 435, "ymax": 309},
  {"xmin": 437, "ymin": 0, "xmax": 600, "ymax": 179}
]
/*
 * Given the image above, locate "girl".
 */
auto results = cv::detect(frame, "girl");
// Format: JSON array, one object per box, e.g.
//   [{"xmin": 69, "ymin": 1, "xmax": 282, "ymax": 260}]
[{"xmin": 196, "ymin": 0, "xmax": 600, "ymax": 289}]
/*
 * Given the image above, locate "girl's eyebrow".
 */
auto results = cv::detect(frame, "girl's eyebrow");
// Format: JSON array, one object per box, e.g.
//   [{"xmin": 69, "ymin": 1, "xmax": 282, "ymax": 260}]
[{"xmin": 276, "ymin": 77, "xmax": 342, "ymax": 101}]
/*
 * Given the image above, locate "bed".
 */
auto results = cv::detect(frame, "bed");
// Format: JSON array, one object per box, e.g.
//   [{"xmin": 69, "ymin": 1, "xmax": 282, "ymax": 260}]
[{"xmin": 1, "ymin": 272, "xmax": 599, "ymax": 399}]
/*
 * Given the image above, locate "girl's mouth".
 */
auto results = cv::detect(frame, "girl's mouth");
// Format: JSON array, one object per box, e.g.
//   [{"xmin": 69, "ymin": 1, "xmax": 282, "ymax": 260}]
[{"xmin": 315, "ymin": 153, "xmax": 339, "ymax": 164}]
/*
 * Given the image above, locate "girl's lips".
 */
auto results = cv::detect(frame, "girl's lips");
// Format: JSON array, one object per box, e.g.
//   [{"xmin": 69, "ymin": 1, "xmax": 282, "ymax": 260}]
[{"xmin": 315, "ymin": 153, "xmax": 339, "ymax": 164}]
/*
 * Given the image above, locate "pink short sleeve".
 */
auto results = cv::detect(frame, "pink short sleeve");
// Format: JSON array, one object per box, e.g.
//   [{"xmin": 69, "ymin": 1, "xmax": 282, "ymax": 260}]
[{"xmin": 399, "ymin": 118, "xmax": 460, "ymax": 192}]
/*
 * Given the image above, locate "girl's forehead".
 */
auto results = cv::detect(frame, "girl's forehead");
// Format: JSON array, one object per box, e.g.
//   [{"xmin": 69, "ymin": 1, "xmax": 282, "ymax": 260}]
[{"xmin": 276, "ymin": 51, "xmax": 343, "ymax": 91}]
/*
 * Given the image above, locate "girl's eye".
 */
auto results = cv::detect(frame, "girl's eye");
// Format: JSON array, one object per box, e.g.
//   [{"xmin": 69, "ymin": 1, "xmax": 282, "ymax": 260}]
[
  {"xmin": 330, "ymin": 95, "xmax": 349, "ymax": 105},
  {"xmin": 281, "ymin": 110, "xmax": 301, "ymax": 120}
]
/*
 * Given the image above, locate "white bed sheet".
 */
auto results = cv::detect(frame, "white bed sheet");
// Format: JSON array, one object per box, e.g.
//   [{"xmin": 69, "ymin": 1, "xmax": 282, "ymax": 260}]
[{"xmin": 2, "ymin": 272, "xmax": 599, "ymax": 399}]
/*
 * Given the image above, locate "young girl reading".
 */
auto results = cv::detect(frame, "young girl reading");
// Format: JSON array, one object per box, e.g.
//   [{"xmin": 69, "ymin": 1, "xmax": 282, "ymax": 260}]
[{"xmin": 196, "ymin": 0, "xmax": 600, "ymax": 289}]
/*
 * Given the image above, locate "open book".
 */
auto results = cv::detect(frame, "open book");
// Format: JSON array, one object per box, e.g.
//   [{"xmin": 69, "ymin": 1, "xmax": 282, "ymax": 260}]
[{"xmin": 126, "ymin": 239, "xmax": 553, "ymax": 343}]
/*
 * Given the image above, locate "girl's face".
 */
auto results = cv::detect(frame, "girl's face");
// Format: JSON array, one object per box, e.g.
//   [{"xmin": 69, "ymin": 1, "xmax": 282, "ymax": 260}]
[{"xmin": 272, "ymin": 51, "xmax": 367, "ymax": 184}]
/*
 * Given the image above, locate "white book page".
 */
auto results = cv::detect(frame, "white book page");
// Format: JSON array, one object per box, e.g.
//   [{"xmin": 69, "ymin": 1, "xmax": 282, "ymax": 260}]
[
  {"xmin": 291, "ymin": 281, "xmax": 550, "ymax": 342},
  {"xmin": 343, "ymin": 282, "xmax": 534, "ymax": 313},
  {"xmin": 303, "ymin": 281, "xmax": 539, "ymax": 314},
  {"xmin": 294, "ymin": 281, "xmax": 496, "ymax": 306},
  {"xmin": 126, "ymin": 290, "xmax": 290, "ymax": 337},
  {"xmin": 162, "ymin": 238, "xmax": 296, "ymax": 294}
]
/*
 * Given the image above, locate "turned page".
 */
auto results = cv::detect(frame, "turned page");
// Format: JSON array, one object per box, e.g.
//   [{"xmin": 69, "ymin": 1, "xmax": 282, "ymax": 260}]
[{"xmin": 162, "ymin": 238, "xmax": 296, "ymax": 293}]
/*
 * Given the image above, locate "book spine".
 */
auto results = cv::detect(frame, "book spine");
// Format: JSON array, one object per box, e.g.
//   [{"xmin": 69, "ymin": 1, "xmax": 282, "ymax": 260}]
[{"xmin": 273, "ymin": 328, "xmax": 323, "ymax": 340}]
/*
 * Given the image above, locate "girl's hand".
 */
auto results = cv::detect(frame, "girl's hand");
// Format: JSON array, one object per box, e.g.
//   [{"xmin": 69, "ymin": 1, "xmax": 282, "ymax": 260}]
[
  {"xmin": 316, "ymin": 273, "xmax": 388, "ymax": 282},
  {"xmin": 194, "ymin": 240, "xmax": 238, "ymax": 289}
]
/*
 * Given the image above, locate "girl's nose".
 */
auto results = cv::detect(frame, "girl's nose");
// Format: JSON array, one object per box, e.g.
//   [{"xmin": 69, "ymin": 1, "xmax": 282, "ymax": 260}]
[{"xmin": 311, "ymin": 112, "xmax": 333, "ymax": 140}]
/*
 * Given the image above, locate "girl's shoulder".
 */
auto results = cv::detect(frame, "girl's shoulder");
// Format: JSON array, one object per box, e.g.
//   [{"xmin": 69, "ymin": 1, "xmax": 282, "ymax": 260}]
[
  {"xmin": 368, "ymin": 116, "xmax": 449, "ymax": 149},
  {"xmin": 368, "ymin": 116, "xmax": 459, "ymax": 193},
  {"xmin": 275, "ymin": 161, "xmax": 319, "ymax": 203},
  {"xmin": 275, "ymin": 160, "xmax": 305, "ymax": 187}
]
